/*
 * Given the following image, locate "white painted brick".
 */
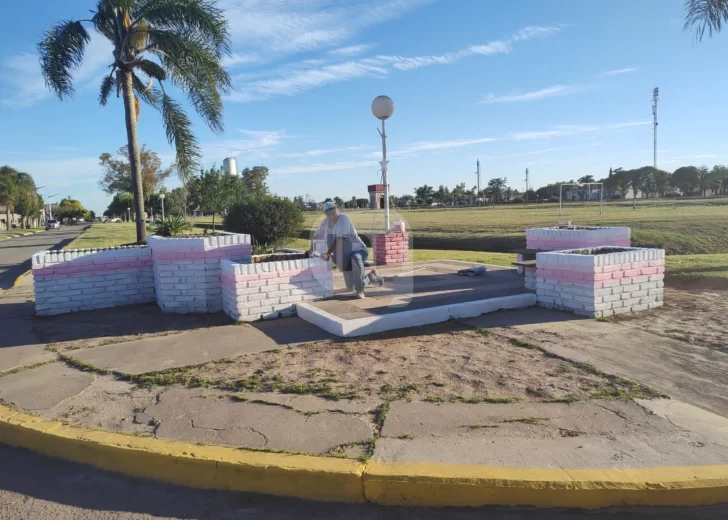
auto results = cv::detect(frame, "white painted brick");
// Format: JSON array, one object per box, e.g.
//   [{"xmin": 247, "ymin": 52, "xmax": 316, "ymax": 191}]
[
  {"xmin": 247, "ymin": 293, "xmax": 268, "ymax": 302},
  {"xmin": 630, "ymin": 304, "xmax": 649, "ymax": 312}
]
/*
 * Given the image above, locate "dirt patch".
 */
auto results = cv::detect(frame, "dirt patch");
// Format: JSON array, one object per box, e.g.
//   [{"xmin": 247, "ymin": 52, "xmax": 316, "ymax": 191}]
[
  {"xmin": 188, "ymin": 323, "xmax": 655, "ymax": 403},
  {"xmin": 610, "ymin": 288, "xmax": 728, "ymax": 353}
]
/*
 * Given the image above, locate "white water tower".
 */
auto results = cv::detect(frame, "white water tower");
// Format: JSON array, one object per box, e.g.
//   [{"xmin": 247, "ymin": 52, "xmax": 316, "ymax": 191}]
[{"xmin": 223, "ymin": 157, "xmax": 238, "ymax": 176}]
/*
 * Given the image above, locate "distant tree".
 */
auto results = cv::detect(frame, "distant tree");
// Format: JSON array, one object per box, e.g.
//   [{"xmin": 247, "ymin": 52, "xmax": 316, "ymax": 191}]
[
  {"xmin": 708, "ymin": 165, "xmax": 728, "ymax": 194},
  {"xmin": 452, "ymin": 182, "xmax": 468, "ymax": 205},
  {"xmin": 671, "ymin": 166, "xmax": 701, "ymax": 194},
  {"xmin": 188, "ymin": 168, "xmax": 236, "ymax": 231},
  {"xmin": 56, "ymin": 197, "xmax": 87, "ymax": 221},
  {"xmin": 414, "ymin": 185, "xmax": 434, "ymax": 205},
  {"xmin": 88, "ymin": 210, "xmax": 96, "ymax": 221},
  {"xmin": 578, "ymin": 175, "xmax": 595, "ymax": 183},
  {"xmin": 333, "ymin": 196, "xmax": 344, "ymax": 207},
  {"xmin": 104, "ymin": 193, "xmax": 135, "ymax": 218},
  {"xmin": 99, "ymin": 145, "xmax": 172, "ymax": 198},
  {"xmin": 652, "ymin": 169, "xmax": 673, "ymax": 198},
  {"xmin": 697, "ymin": 165, "xmax": 711, "ymax": 196},
  {"xmin": 356, "ymin": 198, "xmax": 369, "ymax": 209},
  {"xmin": 240, "ymin": 166, "xmax": 270, "ymax": 197},
  {"xmin": 164, "ymin": 187, "xmax": 191, "ymax": 217},
  {"xmin": 487, "ymin": 178, "xmax": 507, "ymax": 203},
  {"xmin": 435, "ymin": 184, "xmax": 450, "ymax": 204},
  {"xmin": 16, "ymin": 190, "xmax": 43, "ymax": 228},
  {"xmin": 684, "ymin": 0, "xmax": 728, "ymax": 41}
]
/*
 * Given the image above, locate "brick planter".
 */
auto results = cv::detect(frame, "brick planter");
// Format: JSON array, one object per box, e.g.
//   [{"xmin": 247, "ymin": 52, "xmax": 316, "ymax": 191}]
[
  {"xmin": 32, "ymin": 246, "xmax": 154, "ymax": 316},
  {"xmin": 148, "ymin": 234, "xmax": 252, "ymax": 314},
  {"xmin": 536, "ymin": 247, "xmax": 665, "ymax": 318},
  {"xmin": 221, "ymin": 256, "xmax": 333, "ymax": 322},
  {"xmin": 372, "ymin": 232, "xmax": 409, "ymax": 265},
  {"xmin": 526, "ymin": 226, "xmax": 631, "ymax": 250}
]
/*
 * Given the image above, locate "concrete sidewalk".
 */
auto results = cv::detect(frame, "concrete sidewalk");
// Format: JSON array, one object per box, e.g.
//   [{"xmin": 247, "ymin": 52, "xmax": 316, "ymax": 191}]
[{"xmin": 2, "ymin": 276, "xmax": 728, "ymax": 508}]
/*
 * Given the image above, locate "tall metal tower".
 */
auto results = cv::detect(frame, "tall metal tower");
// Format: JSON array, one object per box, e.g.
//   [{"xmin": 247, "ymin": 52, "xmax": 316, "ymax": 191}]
[
  {"xmin": 475, "ymin": 159, "xmax": 481, "ymax": 203},
  {"xmin": 525, "ymin": 168, "xmax": 530, "ymax": 202},
  {"xmin": 652, "ymin": 87, "xmax": 659, "ymax": 170}
]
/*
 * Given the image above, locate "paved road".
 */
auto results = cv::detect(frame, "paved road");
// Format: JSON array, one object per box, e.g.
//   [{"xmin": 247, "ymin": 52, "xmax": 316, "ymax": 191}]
[
  {"xmin": 0, "ymin": 446, "xmax": 726, "ymax": 520},
  {"xmin": 0, "ymin": 226, "xmax": 86, "ymax": 290}
]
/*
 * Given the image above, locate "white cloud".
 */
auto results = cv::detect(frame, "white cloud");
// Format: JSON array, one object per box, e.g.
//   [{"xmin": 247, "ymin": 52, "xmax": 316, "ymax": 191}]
[
  {"xmin": 222, "ymin": 53, "xmax": 260, "ymax": 68},
  {"xmin": 0, "ymin": 32, "xmax": 113, "ymax": 109},
  {"xmin": 469, "ymin": 41, "xmax": 512, "ymax": 55},
  {"xmin": 227, "ymin": 60, "xmax": 388, "ymax": 102},
  {"xmin": 394, "ymin": 137, "xmax": 499, "ymax": 156},
  {"xmin": 511, "ymin": 121, "xmax": 652, "ymax": 141},
  {"xmin": 484, "ymin": 85, "xmax": 581, "ymax": 104},
  {"xmin": 274, "ymin": 160, "xmax": 374, "ymax": 175},
  {"xmin": 603, "ymin": 67, "xmax": 638, "ymax": 76},
  {"xmin": 282, "ymin": 145, "xmax": 372, "ymax": 158},
  {"xmin": 218, "ymin": 0, "xmax": 433, "ymax": 56},
  {"xmin": 49, "ymin": 146, "xmax": 81, "ymax": 152},
  {"xmin": 511, "ymin": 26, "xmax": 562, "ymax": 41},
  {"xmin": 202, "ymin": 129, "xmax": 287, "ymax": 159},
  {"xmin": 329, "ymin": 44, "xmax": 376, "ymax": 56}
]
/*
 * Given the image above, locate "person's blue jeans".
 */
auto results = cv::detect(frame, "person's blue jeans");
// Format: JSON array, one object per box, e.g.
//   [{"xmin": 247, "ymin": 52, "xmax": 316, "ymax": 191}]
[{"xmin": 334, "ymin": 245, "xmax": 369, "ymax": 292}]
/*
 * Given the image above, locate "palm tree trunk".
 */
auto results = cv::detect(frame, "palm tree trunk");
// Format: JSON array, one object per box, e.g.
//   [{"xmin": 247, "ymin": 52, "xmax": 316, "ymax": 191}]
[{"xmin": 121, "ymin": 70, "xmax": 147, "ymax": 244}]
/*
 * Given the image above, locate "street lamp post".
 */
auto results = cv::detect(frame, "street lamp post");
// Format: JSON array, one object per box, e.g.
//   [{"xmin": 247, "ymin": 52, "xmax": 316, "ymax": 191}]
[
  {"xmin": 46, "ymin": 193, "xmax": 59, "ymax": 221},
  {"xmin": 159, "ymin": 193, "xmax": 166, "ymax": 220},
  {"xmin": 127, "ymin": 206, "xmax": 131, "ymax": 222},
  {"xmin": 372, "ymin": 95, "xmax": 394, "ymax": 231}
]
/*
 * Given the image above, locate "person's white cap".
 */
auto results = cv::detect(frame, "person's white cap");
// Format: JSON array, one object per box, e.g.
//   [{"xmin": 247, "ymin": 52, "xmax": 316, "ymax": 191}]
[{"xmin": 323, "ymin": 201, "xmax": 336, "ymax": 212}]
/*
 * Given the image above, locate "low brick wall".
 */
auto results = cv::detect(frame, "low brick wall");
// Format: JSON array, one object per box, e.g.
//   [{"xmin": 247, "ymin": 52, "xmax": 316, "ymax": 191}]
[
  {"xmin": 372, "ymin": 232, "xmax": 409, "ymax": 265},
  {"xmin": 221, "ymin": 257, "xmax": 333, "ymax": 322},
  {"xmin": 535, "ymin": 247, "xmax": 665, "ymax": 318},
  {"xmin": 148, "ymin": 235, "xmax": 252, "ymax": 314},
  {"xmin": 32, "ymin": 247, "xmax": 154, "ymax": 316},
  {"xmin": 526, "ymin": 226, "xmax": 631, "ymax": 250}
]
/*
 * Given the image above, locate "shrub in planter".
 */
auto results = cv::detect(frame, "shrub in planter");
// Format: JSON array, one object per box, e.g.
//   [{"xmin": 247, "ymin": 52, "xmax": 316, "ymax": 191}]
[
  {"xmin": 224, "ymin": 196, "xmax": 304, "ymax": 246},
  {"xmin": 153, "ymin": 215, "xmax": 192, "ymax": 237}
]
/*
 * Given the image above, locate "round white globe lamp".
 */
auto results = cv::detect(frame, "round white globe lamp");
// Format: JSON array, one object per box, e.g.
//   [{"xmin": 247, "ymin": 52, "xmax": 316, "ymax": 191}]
[{"xmin": 371, "ymin": 95, "xmax": 394, "ymax": 230}]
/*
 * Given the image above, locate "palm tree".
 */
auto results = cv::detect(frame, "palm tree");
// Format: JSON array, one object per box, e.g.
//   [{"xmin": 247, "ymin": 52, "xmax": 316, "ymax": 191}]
[
  {"xmin": 685, "ymin": 0, "xmax": 728, "ymax": 40},
  {"xmin": 39, "ymin": 0, "xmax": 231, "ymax": 243}
]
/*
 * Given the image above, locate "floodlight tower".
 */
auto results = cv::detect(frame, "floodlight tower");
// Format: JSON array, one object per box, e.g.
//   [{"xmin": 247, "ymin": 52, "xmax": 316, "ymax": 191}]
[
  {"xmin": 475, "ymin": 159, "xmax": 481, "ymax": 205},
  {"xmin": 652, "ymin": 87, "xmax": 659, "ymax": 170}
]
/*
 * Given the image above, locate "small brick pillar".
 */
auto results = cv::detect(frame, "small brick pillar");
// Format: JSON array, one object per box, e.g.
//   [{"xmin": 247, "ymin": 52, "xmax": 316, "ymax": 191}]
[{"xmin": 372, "ymin": 232, "xmax": 409, "ymax": 265}]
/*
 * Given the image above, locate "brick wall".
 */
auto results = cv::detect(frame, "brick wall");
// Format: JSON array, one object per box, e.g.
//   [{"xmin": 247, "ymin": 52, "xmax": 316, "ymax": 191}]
[
  {"xmin": 372, "ymin": 232, "xmax": 409, "ymax": 265},
  {"xmin": 526, "ymin": 227, "xmax": 631, "ymax": 250},
  {"xmin": 32, "ymin": 246, "xmax": 154, "ymax": 316},
  {"xmin": 524, "ymin": 266, "xmax": 537, "ymax": 291},
  {"xmin": 535, "ymin": 247, "xmax": 665, "ymax": 318},
  {"xmin": 221, "ymin": 257, "xmax": 333, "ymax": 322},
  {"xmin": 148, "ymin": 234, "xmax": 252, "ymax": 314}
]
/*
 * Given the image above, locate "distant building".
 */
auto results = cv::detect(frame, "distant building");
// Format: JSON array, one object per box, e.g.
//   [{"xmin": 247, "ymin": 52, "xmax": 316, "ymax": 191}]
[{"xmin": 368, "ymin": 184, "xmax": 385, "ymax": 209}]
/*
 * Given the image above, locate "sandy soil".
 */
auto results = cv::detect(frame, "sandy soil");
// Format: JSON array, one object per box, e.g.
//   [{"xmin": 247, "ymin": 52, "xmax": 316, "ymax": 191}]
[
  {"xmin": 189, "ymin": 323, "xmax": 655, "ymax": 403},
  {"xmin": 612, "ymin": 288, "xmax": 727, "ymax": 353}
]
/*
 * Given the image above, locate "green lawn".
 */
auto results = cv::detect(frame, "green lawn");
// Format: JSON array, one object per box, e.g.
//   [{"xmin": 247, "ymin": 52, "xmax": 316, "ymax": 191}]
[
  {"xmin": 302, "ymin": 202, "xmax": 728, "ymax": 255},
  {"xmin": 64, "ymin": 223, "xmax": 138, "ymax": 249}
]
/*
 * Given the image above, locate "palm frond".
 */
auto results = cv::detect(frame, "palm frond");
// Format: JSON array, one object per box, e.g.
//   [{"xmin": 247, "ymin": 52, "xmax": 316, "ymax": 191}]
[
  {"xmin": 138, "ymin": 59, "xmax": 167, "ymax": 81},
  {"xmin": 99, "ymin": 69, "xmax": 117, "ymax": 106},
  {"xmin": 159, "ymin": 91, "xmax": 200, "ymax": 181},
  {"xmin": 132, "ymin": 0, "xmax": 231, "ymax": 56},
  {"xmin": 684, "ymin": 0, "xmax": 728, "ymax": 41},
  {"xmin": 38, "ymin": 20, "xmax": 91, "ymax": 98},
  {"xmin": 145, "ymin": 29, "xmax": 230, "ymax": 132},
  {"xmin": 132, "ymin": 73, "xmax": 161, "ymax": 106}
]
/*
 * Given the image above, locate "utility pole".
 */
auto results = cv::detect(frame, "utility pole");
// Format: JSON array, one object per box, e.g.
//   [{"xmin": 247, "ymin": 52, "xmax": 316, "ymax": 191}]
[
  {"xmin": 652, "ymin": 87, "xmax": 659, "ymax": 171},
  {"xmin": 525, "ymin": 168, "xmax": 530, "ymax": 203},
  {"xmin": 475, "ymin": 159, "xmax": 481, "ymax": 206}
]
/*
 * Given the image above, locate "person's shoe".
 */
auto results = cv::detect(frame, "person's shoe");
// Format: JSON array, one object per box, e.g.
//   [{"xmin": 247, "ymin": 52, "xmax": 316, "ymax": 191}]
[
  {"xmin": 355, "ymin": 290, "xmax": 366, "ymax": 299},
  {"xmin": 368, "ymin": 269, "xmax": 384, "ymax": 287}
]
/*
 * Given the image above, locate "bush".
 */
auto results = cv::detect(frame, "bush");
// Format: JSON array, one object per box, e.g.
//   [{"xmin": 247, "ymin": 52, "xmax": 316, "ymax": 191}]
[
  {"xmin": 511, "ymin": 197, "xmax": 524, "ymax": 204},
  {"xmin": 225, "ymin": 196, "xmax": 304, "ymax": 246},
  {"xmin": 548, "ymin": 196, "xmax": 559, "ymax": 203},
  {"xmin": 611, "ymin": 194, "xmax": 623, "ymax": 200},
  {"xmin": 664, "ymin": 192, "xmax": 682, "ymax": 198},
  {"xmin": 154, "ymin": 216, "xmax": 191, "ymax": 237}
]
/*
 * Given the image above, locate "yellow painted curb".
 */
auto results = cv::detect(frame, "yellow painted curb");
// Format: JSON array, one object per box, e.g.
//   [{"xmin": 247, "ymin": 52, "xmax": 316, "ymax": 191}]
[
  {"xmin": 1, "ymin": 403, "xmax": 728, "ymax": 508},
  {"xmin": 363, "ymin": 461, "xmax": 728, "ymax": 508},
  {"xmin": 0, "ymin": 270, "xmax": 30, "ymax": 297},
  {"xmin": 0, "ymin": 405, "xmax": 365, "ymax": 503}
]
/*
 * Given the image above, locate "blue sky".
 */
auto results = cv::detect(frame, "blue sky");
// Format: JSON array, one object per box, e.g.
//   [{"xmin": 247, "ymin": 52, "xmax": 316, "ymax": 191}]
[{"xmin": 1, "ymin": 0, "xmax": 727, "ymax": 213}]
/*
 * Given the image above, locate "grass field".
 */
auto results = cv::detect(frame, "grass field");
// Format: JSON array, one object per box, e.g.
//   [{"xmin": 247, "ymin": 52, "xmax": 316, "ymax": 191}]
[
  {"xmin": 301, "ymin": 202, "xmax": 728, "ymax": 255},
  {"xmin": 69, "ymin": 200, "xmax": 728, "ymax": 288}
]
